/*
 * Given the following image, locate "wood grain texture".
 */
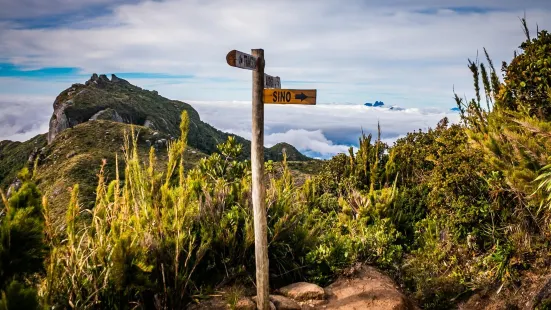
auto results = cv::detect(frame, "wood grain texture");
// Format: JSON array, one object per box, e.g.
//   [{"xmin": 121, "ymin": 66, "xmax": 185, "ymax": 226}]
[
  {"xmin": 251, "ymin": 48, "xmax": 270, "ymax": 310},
  {"xmin": 226, "ymin": 50, "xmax": 258, "ymax": 70}
]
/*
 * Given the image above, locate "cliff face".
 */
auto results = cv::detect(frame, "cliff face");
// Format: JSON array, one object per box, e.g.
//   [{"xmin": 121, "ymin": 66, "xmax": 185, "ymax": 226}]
[{"xmin": 47, "ymin": 73, "xmax": 199, "ymax": 145}]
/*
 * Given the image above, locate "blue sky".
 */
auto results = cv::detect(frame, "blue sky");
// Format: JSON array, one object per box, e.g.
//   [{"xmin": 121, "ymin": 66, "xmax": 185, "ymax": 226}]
[{"xmin": 1, "ymin": 0, "xmax": 550, "ymax": 157}]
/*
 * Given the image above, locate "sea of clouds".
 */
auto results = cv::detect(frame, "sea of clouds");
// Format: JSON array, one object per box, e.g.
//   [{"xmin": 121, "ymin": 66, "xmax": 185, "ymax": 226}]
[
  {"xmin": 188, "ymin": 101, "xmax": 460, "ymax": 158},
  {"xmin": 0, "ymin": 95, "xmax": 459, "ymax": 159}
]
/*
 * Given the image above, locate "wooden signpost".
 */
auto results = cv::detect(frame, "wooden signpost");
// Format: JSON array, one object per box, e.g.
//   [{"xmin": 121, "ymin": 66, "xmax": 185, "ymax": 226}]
[{"xmin": 226, "ymin": 49, "xmax": 316, "ymax": 310}]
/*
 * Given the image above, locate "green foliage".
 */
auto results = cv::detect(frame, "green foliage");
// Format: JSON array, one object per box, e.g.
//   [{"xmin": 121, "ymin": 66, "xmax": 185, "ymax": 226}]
[
  {"xmin": 437, "ymin": 19, "xmax": 551, "ymax": 309},
  {"xmin": 0, "ymin": 281, "xmax": 40, "ymax": 310},
  {"xmin": 497, "ymin": 22, "xmax": 551, "ymax": 118},
  {"xmin": 0, "ymin": 168, "xmax": 46, "ymax": 309},
  {"xmin": 37, "ymin": 104, "xmax": 418, "ymax": 308},
  {"xmin": 3, "ymin": 19, "xmax": 551, "ymax": 310},
  {"xmin": 41, "ymin": 111, "xmax": 326, "ymax": 308},
  {"xmin": 0, "ymin": 134, "xmax": 47, "ymax": 190}
]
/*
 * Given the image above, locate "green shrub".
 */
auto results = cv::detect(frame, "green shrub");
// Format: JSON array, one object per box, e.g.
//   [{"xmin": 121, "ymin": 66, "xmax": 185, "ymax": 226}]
[{"xmin": 0, "ymin": 168, "xmax": 46, "ymax": 309}]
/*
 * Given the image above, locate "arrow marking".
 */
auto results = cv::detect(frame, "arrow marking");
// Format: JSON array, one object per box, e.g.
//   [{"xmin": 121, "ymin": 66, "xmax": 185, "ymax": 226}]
[{"xmin": 295, "ymin": 92, "xmax": 308, "ymax": 101}]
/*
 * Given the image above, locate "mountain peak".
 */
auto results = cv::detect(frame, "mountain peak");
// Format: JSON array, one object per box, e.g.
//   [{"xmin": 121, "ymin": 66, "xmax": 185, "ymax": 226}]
[
  {"xmin": 45, "ymin": 74, "xmax": 310, "ymax": 161},
  {"xmin": 48, "ymin": 73, "xmax": 197, "ymax": 144},
  {"xmin": 84, "ymin": 73, "xmax": 130, "ymax": 88}
]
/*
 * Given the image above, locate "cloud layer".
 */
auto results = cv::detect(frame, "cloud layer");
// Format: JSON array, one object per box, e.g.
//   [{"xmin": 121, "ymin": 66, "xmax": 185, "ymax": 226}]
[
  {"xmin": 0, "ymin": 0, "xmax": 550, "ymax": 105},
  {"xmin": 0, "ymin": 92, "xmax": 459, "ymax": 159},
  {"xmin": 188, "ymin": 101, "xmax": 460, "ymax": 158},
  {"xmin": 0, "ymin": 94, "xmax": 52, "ymax": 141}
]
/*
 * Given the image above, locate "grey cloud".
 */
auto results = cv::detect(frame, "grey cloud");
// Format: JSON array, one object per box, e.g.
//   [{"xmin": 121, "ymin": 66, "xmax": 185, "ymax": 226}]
[
  {"xmin": 1, "ymin": 0, "xmax": 549, "ymax": 21},
  {"xmin": 1, "ymin": 0, "xmax": 548, "ymax": 105},
  {"xmin": 0, "ymin": 0, "xmax": 138, "ymax": 19}
]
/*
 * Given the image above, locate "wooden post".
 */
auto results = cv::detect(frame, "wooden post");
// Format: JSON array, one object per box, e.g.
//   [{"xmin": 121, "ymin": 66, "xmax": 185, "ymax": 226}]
[{"xmin": 251, "ymin": 48, "xmax": 269, "ymax": 310}]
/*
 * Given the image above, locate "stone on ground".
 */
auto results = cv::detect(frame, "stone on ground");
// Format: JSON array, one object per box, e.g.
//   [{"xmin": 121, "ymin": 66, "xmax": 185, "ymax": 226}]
[
  {"xmin": 278, "ymin": 282, "xmax": 326, "ymax": 301},
  {"xmin": 322, "ymin": 265, "xmax": 418, "ymax": 310},
  {"xmin": 269, "ymin": 295, "xmax": 301, "ymax": 310},
  {"xmin": 251, "ymin": 296, "xmax": 277, "ymax": 310}
]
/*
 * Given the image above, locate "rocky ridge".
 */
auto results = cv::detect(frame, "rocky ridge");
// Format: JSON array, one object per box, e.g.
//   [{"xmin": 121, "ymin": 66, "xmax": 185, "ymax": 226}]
[{"xmin": 45, "ymin": 73, "xmax": 310, "ymax": 161}]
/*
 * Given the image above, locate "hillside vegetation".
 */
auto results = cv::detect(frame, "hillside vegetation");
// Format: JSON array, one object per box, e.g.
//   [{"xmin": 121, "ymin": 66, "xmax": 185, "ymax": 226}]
[
  {"xmin": 1, "ymin": 21, "xmax": 551, "ymax": 309},
  {"xmin": 0, "ymin": 74, "xmax": 313, "ymax": 226}
]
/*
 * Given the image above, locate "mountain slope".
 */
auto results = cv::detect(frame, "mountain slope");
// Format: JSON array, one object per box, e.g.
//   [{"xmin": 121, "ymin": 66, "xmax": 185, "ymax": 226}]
[
  {"xmin": 38, "ymin": 120, "xmax": 210, "ymax": 226},
  {"xmin": 47, "ymin": 73, "xmax": 307, "ymax": 161},
  {"xmin": 0, "ymin": 74, "xmax": 314, "ymax": 222},
  {"xmin": 0, "ymin": 134, "xmax": 47, "ymax": 189}
]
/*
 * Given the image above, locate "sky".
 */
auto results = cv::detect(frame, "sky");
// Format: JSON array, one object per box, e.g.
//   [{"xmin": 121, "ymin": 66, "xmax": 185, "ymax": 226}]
[{"xmin": 1, "ymin": 0, "xmax": 550, "ymax": 158}]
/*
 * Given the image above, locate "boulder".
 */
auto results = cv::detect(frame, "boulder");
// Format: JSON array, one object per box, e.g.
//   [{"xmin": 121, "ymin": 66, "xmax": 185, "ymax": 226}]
[
  {"xmin": 278, "ymin": 282, "xmax": 325, "ymax": 301},
  {"xmin": 251, "ymin": 296, "xmax": 277, "ymax": 310},
  {"xmin": 322, "ymin": 265, "xmax": 417, "ymax": 310},
  {"xmin": 89, "ymin": 108, "xmax": 124, "ymax": 123},
  {"xmin": 144, "ymin": 119, "xmax": 156, "ymax": 129},
  {"xmin": 269, "ymin": 295, "xmax": 301, "ymax": 310}
]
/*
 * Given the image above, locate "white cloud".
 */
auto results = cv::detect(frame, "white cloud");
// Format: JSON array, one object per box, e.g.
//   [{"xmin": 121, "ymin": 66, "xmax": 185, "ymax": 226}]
[
  {"xmin": 187, "ymin": 100, "xmax": 460, "ymax": 157},
  {"xmin": 0, "ymin": 0, "xmax": 550, "ymax": 105},
  {"xmin": 0, "ymin": 0, "xmax": 549, "ymax": 157},
  {"xmin": 0, "ymin": 94, "xmax": 52, "ymax": 141},
  {"xmin": 0, "ymin": 93, "xmax": 459, "ymax": 158},
  {"xmin": 228, "ymin": 128, "xmax": 352, "ymax": 157}
]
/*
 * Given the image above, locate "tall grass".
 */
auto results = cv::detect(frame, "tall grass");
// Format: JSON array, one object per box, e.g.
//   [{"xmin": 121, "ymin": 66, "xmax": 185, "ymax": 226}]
[{"xmin": 37, "ymin": 110, "xmax": 401, "ymax": 309}]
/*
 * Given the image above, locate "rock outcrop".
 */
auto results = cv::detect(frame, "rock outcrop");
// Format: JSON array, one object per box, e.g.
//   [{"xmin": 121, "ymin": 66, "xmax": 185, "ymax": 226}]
[
  {"xmin": 89, "ymin": 108, "xmax": 125, "ymax": 122},
  {"xmin": 277, "ymin": 282, "xmax": 325, "ymax": 301},
  {"xmin": 321, "ymin": 265, "xmax": 417, "ymax": 310},
  {"xmin": 187, "ymin": 265, "xmax": 417, "ymax": 310},
  {"xmin": 47, "ymin": 96, "xmax": 73, "ymax": 144},
  {"xmin": 48, "ymin": 74, "xmax": 135, "ymax": 144},
  {"xmin": 44, "ymin": 73, "xmax": 310, "ymax": 162}
]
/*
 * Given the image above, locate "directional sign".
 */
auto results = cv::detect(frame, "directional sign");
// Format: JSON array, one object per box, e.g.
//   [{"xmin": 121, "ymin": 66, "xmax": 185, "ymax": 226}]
[
  {"xmin": 264, "ymin": 74, "xmax": 281, "ymax": 89},
  {"xmin": 226, "ymin": 50, "xmax": 258, "ymax": 70},
  {"xmin": 263, "ymin": 89, "xmax": 316, "ymax": 105}
]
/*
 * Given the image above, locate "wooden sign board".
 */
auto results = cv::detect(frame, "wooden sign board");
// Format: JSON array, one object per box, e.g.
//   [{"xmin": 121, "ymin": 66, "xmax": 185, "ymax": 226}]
[
  {"xmin": 226, "ymin": 49, "xmax": 258, "ymax": 70},
  {"xmin": 263, "ymin": 89, "xmax": 316, "ymax": 105},
  {"xmin": 264, "ymin": 74, "xmax": 281, "ymax": 89}
]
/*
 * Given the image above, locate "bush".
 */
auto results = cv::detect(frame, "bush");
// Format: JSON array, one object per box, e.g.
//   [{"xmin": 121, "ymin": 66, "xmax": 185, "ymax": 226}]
[{"xmin": 0, "ymin": 168, "xmax": 46, "ymax": 309}]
